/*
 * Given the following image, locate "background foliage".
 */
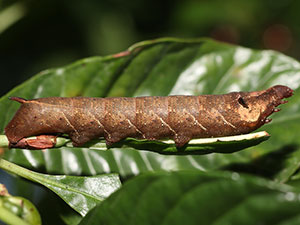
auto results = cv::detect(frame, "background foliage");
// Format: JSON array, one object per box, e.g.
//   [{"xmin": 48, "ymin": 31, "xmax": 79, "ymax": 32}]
[
  {"xmin": 1, "ymin": 1, "xmax": 300, "ymax": 224},
  {"xmin": 1, "ymin": 0, "xmax": 300, "ymax": 97}
]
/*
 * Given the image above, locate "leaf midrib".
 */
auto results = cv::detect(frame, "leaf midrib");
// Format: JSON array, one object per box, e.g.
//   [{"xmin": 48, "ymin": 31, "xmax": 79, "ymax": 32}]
[{"xmin": 0, "ymin": 159, "xmax": 104, "ymax": 201}]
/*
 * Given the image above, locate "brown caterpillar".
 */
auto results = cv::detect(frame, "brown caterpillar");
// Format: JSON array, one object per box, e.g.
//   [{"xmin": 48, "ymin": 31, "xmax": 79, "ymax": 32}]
[{"xmin": 5, "ymin": 85, "xmax": 293, "ymax": 149}]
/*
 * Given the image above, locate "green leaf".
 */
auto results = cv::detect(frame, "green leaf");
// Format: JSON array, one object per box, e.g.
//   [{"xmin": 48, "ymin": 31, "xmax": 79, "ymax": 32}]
[
  {"xmin": 76, "ymin": 131, "xmax": 270, "ymax": 155},
  {"xmin": 59, "ymin": 206, "xmax": 82, "ymax": 225},
  {"xmin": 0, "ymin": 159, "xmax": 121, "ymax": 216},
  {"xmin": 1, "ymin": 38, "xmax": 299, "ymax": 181},
  {"xmin": 79, "ymin": 171, "xmax": 300, "ymax": 225},
  {"xmin": 0, "ymin": 131, "xmax": 270, "ymax": 155}
]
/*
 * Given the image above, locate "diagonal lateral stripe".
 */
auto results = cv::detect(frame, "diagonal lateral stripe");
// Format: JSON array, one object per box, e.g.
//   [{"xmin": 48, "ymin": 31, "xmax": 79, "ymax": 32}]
[
  {"xmin": 61, "ymin": 111, "xmax": 80, "ymax": 136},
  {"xmin": 127, "ymin": 119, "xmax": 146, "ymax": 138},
  {"xmin": 208, "ymin": 109, "xmax": 236, "ymax": 129},
  {"xmin": 157, "ymin": 116, "xmax": 177, "ymax": 137},
  {"xmin": 87, "ymin": 111, "xmax": 111, "ymax": 138},
  {"xmin": 184, "ymin": 109, "xmax": 207, "ymax": 131}
]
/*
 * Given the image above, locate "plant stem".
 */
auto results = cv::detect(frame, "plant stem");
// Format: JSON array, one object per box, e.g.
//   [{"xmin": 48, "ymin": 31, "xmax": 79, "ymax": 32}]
[
  {"xmin": 0, "ymin": 159, "xmax": 39, "ymax": 183},
  {"xmin": 0, "ymin": 159, "xmax": 62, "ymax": 191},
  {"xmin": 0, "ymin": 131, "xmax": 270, "ymax": 155},
  {"xmin": 0, "ymin": 159, "xmax": 105, "ymax": 203},
  {"xmin": 0, "ymin": 135, "xmax": 9, "ymax": 147}
]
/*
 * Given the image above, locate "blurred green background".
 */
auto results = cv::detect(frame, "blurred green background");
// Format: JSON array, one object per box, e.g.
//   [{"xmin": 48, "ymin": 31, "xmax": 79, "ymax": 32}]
[
  {"xmin": 0, "ymin": 0, "xmax": 300, "ymax": 97},
  {"xmin": 1, "ymin": 1, "xmax": 300, "ymax": 223}
]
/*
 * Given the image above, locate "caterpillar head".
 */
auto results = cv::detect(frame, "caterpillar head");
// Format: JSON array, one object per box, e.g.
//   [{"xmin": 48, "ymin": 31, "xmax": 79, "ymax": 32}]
[{"xmin": 236, "ymin": 85, "xmax": 293, "ymax": 130}]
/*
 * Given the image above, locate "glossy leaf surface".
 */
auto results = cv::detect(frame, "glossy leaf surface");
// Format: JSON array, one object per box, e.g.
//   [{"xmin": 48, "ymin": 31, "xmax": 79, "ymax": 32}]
[
  {"xmin": 1, "ymin": 38, "xmax": 299, "ymax": 181},
  {"xmin": 79, "ymin": 171, "xmax": 300, "ymax": 225},
  {"xmin": 0, "ymin": 159, "xmax": 121, "ymax": 216}
]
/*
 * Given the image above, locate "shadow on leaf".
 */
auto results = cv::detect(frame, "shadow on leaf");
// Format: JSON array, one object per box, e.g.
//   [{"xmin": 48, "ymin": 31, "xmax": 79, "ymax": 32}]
[{"xmin": 223, "ymin": 145, "xmax": 299, "ymax": 181}]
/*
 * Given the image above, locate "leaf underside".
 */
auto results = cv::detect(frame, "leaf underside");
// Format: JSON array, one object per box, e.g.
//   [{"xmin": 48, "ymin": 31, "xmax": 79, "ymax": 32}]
[{"xmin": 59, "ymin": 131, "xmax": 269, "ymax": 155}]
